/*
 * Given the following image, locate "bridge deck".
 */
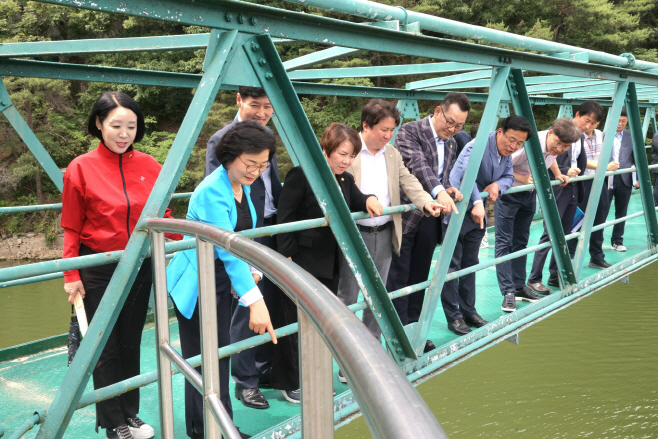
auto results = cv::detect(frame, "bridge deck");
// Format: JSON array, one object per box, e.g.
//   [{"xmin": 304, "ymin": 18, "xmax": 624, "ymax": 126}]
[{"xmin": 0, "ymin": 192, "xmax": 651, "ymax": 438}]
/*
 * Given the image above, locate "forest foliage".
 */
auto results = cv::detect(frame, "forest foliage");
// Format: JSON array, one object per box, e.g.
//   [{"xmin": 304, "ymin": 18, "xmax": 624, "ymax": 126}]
[{"xmin": 0, "ymin": 0, "xmax": 657, "ymax": 235}]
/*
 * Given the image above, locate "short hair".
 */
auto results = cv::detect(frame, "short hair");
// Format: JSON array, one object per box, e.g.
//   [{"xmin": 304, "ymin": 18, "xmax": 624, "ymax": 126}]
[
  {"xmin": 87, "ymin": 91, "xmax": 146, "ymax": 143},
  {"xmin": 551, "ymin": 118, "xmax": 581, "ymax": 144},
  {"xmin": 320, "ymin": 123, "xmax": 360, "ymax": 157},
  {"xmin": 501, "ymin": 115, "xmax": 534, "ymax": 137},
  {"xmin": 440, "ymin": 92, "xmax": 471, "ymax": 113},
  {"xmin": 215, "ymin": 121, "xmax": 276, "ymax": 167},
  {"xmin": 576, "ymin": 101, "xmax": 604, "ymax": 123},
  {"xmin": 361, "ymin": 99, "xmax": 400, "ymax": 131},
  {"xmin": 238, "ymin": 86, "xmax": 267, "ymax": 99},
  {"xmin": 620, "ymin": 107, "xmax": 628, "ymax": 118}
]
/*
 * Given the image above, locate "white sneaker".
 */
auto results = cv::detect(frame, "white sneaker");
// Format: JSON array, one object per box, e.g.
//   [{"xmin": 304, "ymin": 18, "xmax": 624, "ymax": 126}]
[
  {"xmin": 612, "ymin": 243, "xmax": 627, "ymax": 252},
  {"xmin": 480, "ymin": 234, "xmax": 489, "ymax": 249},
  {"xmin": 126, "ymin": 417, "xmax": 154, "ymax": 439}
]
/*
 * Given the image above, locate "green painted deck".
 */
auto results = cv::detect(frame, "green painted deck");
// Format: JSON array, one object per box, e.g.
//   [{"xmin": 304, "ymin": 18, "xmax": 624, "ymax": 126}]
[{"xmin": 0, "ymin": 192, "xmax": 652, "ymax": 438}]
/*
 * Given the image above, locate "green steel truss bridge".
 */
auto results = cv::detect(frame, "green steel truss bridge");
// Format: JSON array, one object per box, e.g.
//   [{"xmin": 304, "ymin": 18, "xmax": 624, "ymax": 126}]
[{"xmin": 1, "ymin": 0, "xmax": 658, "ymax": 438}]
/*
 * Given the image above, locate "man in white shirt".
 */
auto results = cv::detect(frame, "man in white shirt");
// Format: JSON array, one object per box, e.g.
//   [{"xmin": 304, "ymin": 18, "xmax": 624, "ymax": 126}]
[
  {"xmin": 496, "ymin": 118, "xmax": 578, "ymax": 312},
  {"xmin": 566, "ymin": 102, "xmax": 617, "ymax": 270},
  {"xmin": 337, "ymin": 100, "xmax": 443, "ymax": 370}
]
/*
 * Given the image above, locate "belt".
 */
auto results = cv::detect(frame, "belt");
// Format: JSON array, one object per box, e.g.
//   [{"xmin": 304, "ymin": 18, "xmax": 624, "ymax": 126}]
[
  {"xmin": 263, "ymin": 215, "xmax": 277, "ymax": 226},
  {"xmin": 357, "ymin": 222, "xmax": 390, "ymax": 234}
]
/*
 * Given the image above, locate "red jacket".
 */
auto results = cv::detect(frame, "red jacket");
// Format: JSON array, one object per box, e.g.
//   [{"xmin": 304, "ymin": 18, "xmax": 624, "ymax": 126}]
[{"xmin": 62, "ymin": 142, "xmax": 182, "ymax": 282}]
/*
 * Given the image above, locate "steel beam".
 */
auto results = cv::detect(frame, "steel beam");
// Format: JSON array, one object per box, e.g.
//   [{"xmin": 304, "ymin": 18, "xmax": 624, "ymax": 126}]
[
  {"xmin": 508, "ymin": 68, "xmax": 576, "ymax": 287},
  {"xmin": 625, "ymin": 84, "xmax": 658, "ymax": 246},
  {"xmin": 35, "ymin": 29, "xmax": 242, "ymax": 439},
  {"xmin": 36, "ymin": 0, "xmax": 658, "ymax": 87},
  {"xmin": 288, "ymin": 62, "xmax": 488, "ymax": 80},
  {"xmin": 0, "ymin": 34, "xmax": 210, "ymax": 58},
  {"xmin": 0, "ymin": 78, "xmax": 63, "ymax": 191},
  {"xmin": 572, "ymin": 82, "xmax": 629, "ymax": 279},
  {"xmin": 243, "ymin": 33, "xmax": 416, "ymax": 363},
  {"xmin": 283, "ymin": 47, "xmax": 366, "ymax": 71},
  {"xmin": 411, "ymin": 66, "xmax": 510, "ymax": 354},
  {"xmin": 557, "ymin": 104, "xmax": 573, "ymax": 119},
  {"xmin": 407, "ymin": 69, "xmax": 492, "ymax": 90}
]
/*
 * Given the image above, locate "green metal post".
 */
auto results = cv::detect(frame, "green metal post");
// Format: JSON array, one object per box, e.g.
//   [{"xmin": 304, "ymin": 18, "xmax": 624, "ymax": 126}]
[
  {"xmin": 411, "ymin": 67, "xmax": 510, "ymax": 354},
  {"xmin": 642, "ymin": 107, "xmax": 656, "ymax": 138},
  {"xmin": 625, "ymin": 84, "xmax": 658, "ymax": 246},
  {"xmin": 572, "ymin": 82, "xmax": 629, "ymax": 279},
  {"xmin": 507, "ymin": 69, "xmax": 576, "ymax": 287},
  {"xmin": 35, "ymin": 29, "xmax": 241, "ymax": 439},
  {"xmin": 393, "ymin": 99, "xmax": 420, "ymax": 141},
  {"xmin": 0, "ymin": 79, "xmax": 63, "ymax": 191},
  {"xmin": 557, "ymin": 104, "xmax": 573, "ymax": 119},
  {"xmin": 242, "ymin": 33, "xmax": 416, "ymax": 363}
]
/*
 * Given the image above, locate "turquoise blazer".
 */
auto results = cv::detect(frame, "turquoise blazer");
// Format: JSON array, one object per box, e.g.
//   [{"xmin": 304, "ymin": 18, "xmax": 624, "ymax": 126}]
[{"xmin": 167, "ymin": 165, "xmax": 258, "ymax": 319}]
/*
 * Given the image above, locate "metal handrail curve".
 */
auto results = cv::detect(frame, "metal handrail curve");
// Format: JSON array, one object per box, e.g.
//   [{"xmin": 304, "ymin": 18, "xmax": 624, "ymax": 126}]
[{"xmin": 145, "ymin": 218, "xmax": 446, "ymax": 439}]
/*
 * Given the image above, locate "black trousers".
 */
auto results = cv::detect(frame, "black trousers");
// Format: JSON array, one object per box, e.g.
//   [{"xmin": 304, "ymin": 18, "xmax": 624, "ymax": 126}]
[
  {"xmin": 78, "ymin": 244, "xmax": 152, "ymax": 431},
  {"xmin": 174, "ymin": 259, "xmax": 233, "ymax": 438},
  {"xmin": 441, "ymin": 221, "xmax": 485, "ymax": 322},
  {"xmin": 528, "ymin": 185, "xmax": 577, "ymax": 283},
  {"xmin": 230, "ymin": 226, "xmax": 277, "ymax": 390},
  {"xmin": 387, "ymin": 214, "xmax": 444, "ymax": 325},
  {"xmin": 270, "ymin": 271, "xmax": 338, "ymax": 392},
  {"xmin": 608, "ymin": 175, "xmax": 633, "ymax": 245},
  {"xmin": 568, "ymin": 180, "xmax": 610, "ymax": 261},
  {"xmin": 653, "ymin": 173, "xmax": 658, "ymax": 206}
]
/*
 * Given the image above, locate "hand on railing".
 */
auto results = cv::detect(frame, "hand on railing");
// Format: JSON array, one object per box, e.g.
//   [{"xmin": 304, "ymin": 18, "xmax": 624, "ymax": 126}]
[
  {"xmin": 365, "ymin": 196, "xmax": 383, "ymax": 218},
  {"xmin": 249, "ymin": 299, "xmax": 278, "ymax": 344},
  {"xmin": 64, "ymin": 280, "xmax": 86, "ymax": 305},
  {"xmin": 424, "ymin": 201, "xmax": 444, "ymax": 217},
  {"xmin": 483, "ymin": 182, "xmax": 500, "ymax": 202}
]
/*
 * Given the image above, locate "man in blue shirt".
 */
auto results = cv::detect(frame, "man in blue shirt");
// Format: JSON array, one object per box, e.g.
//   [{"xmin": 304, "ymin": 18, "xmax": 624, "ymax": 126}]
[{"xmin": 445, "ymin": 116, "xmax": 531, "ymax": 334}]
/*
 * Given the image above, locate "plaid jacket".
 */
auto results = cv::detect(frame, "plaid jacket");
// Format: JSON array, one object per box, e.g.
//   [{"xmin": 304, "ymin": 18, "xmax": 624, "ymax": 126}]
[{"xmin": 395, "ymin": 116, "xmax": 458, "ymax": 234}]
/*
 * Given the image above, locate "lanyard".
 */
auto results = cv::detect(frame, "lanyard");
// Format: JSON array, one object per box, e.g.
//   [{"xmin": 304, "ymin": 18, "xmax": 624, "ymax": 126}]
[{"xmin": 584, "ymin": 135, "xmax": 598, "ymax": 160}]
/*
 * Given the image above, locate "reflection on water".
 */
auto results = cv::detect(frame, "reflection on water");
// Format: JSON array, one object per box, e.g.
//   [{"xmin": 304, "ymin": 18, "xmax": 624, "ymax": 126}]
[
  {"xmin": 0, "ymin": 260, "xmax": 69, "ymax": 349},
  {"xmin": 336, "ymin": 264, "xmax": 658, "ymax": 438}
]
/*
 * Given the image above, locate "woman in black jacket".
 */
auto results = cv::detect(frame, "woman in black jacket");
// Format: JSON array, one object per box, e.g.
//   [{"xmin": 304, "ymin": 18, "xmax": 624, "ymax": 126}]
[{"xmin": 270, "ymin": 122, "xmax": 382, "ymax": 402}]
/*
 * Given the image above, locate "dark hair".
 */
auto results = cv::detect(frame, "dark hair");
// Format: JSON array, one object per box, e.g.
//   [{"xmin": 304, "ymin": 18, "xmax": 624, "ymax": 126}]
[
  {"xmin": 576, "ymin": 101, "xmax": 604, "ymax": 123},
  {"xmin": 501, "ymin": 115, "xmax": 534, "ymax": 137},
  {"xmin": 87, "ymin": 91, "xmax": 146, "ymax": 143},
  {"xmin": 320, "ymin": 123, "xmax": 360, "ymax": 157},
  {"xmin": 238, "ymin": 86, "xmax": 267, "ymax": 99},
  {"xmin": 551, "ymin": 118, "xmax": 581, "ymax": 144},
  {"xmin": 215, "ymin": 121, "xmax": 276, "ymax": 167},
  {"xmin": 620, "ymin": 107, "xmax": 628, "ymax": 118},
  {"xmin": 361, "ymin": 99, "xmax": 400, "ymax": 131},
  {"xmin": 440, "ymin": 92, "xmax": 471, "ymax": 113}
]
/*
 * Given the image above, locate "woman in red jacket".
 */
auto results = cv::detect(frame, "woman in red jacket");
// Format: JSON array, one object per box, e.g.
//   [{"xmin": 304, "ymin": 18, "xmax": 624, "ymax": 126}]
[{"xmin": 61, "ymin": 91, "xmax": 180, "ymax": 439}]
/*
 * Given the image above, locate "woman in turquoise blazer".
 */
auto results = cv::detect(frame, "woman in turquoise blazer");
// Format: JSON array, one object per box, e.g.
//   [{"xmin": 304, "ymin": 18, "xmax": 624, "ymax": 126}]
[{"xmin": 166, "ymin": 121, "xmax": 276, "ymax": 439}]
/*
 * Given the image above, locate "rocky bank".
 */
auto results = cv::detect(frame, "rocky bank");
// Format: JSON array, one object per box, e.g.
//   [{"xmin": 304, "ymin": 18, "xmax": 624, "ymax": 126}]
[{"xmin": 0, "ymin": 233, "xmax": 63, "ymax": 260}]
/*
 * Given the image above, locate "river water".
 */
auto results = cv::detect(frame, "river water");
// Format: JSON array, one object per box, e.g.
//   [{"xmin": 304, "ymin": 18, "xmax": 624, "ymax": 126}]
[
  {"xmin": 336, "ymin": 264, "xmax": 658, "ymax": 438},
  {"xmin": 2, "ymin": 262, "xmax": 657, "ymax": 437}
]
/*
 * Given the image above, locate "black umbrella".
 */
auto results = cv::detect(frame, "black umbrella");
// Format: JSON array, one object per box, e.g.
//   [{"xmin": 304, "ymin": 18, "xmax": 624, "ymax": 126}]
[{"xmin": 68, "ymin": 304, "xmax": 81, "ymax": 366}]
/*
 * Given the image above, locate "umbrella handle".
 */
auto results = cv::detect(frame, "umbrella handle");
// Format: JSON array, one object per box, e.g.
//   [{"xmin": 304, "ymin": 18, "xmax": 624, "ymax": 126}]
[{"xmin": 74, "ymin": 292, "xmax": 88, "ymax": 337}]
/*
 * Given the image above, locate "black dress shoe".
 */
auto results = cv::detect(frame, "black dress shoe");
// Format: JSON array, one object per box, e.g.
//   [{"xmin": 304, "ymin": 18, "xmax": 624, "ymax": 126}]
[
  {"xmin": 464, "ymin": 314, "xmax": 489, "ymax": 328},
  {"xmin": 589, "ymin": 259, "xmax": 612, "ymax": 269},
  {"xmin": 447, "ymin": 319, "xmax": 472, "ymax": 336},
  {"xmin": 235, "ymin": 387, "xmax": 269, "ymax": 409},
  {"xmin": 547, "ymin": 277, "xmax": 559, "ymax": 287},
  {"xmin": 423, "ymin": 340, "xmax": 436, "ymax": 353}
]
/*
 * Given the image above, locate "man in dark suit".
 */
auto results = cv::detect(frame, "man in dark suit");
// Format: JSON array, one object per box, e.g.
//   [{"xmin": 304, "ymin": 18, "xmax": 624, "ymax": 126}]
[
  {"xmin": 607, "ymin": 108, "xmax": 638, "ymax": 252},
  {"xmin": 205, "ymin": 86, "xmax": 282, "ymax": 409},
  {"xmin": 444, "ymin": 115, "xmax": 531, "ymax": 335},
  {"xmin": 386, "ymin": 92, "xmax": 468, "ymax": 350},
  {"xmin": 527, "ymin": 119, "xmax": 588, "ymax": 293}
]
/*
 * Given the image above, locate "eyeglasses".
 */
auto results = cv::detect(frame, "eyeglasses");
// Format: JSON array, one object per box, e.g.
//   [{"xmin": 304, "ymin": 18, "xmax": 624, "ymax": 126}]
[
  {"xmin": 439, "ymin": 110, "xmax": 465, "ymax": 130},
  {"xmin": 501, "ymin": 131, "xmax": 526, "ymax": 147},
  {"xmin": 238, "ymin": 156, "xmax": 270, "ymax": 173}
]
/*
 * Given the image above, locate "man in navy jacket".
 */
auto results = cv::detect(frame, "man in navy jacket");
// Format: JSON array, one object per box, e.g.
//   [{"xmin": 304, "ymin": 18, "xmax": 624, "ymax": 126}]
[{"xmin": 206, "ymin": 86, "xmax": 282, "ymax": 409}]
